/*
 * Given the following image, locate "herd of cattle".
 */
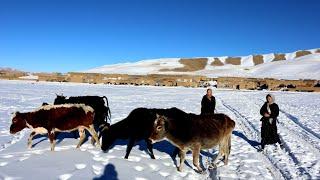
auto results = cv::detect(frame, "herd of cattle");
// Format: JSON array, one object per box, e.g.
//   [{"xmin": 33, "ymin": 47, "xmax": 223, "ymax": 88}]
[{"xmin": 9, "ymin": 95, "xmax": 235, "ymax": 172}]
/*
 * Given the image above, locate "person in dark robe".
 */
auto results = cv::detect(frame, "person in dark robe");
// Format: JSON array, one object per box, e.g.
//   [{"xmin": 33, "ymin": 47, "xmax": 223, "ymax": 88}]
[
  {"xmin": 260, "ymin": 94, "xmax": 282, "ymax": 150},
  {"xmin": 201, "ymin": 88, "xmax": 216, "ymax": 115}
]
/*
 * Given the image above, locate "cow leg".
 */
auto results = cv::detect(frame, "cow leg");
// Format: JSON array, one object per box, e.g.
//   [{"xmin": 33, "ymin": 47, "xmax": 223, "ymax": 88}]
[
  {"xmin": 124, "ymin": 137, "xmax": 135, "ymax": 159},
  {"xmin": 49, "ymin": 130, "xmax": 56, "ymax": 151},
  {"xmin": 76, "ymin": 127, "xmax": 86, "ymax": 148},
  {"xmin": 86, "ymin": 125, "xmax": 100, "ymax": 147},
  {"xmin": 192, "ymin": 144, "xmax": 203, "ymax": 172},
  {"xmin": 223, "ymin": 135, "xmax": 231, "ymax": 165},
  {"xmin": 145, "ymin": 138, "xmax": 155, "ymax": 159},
  {"xmin": 27, "ymin": 131, "xmax": 36, "ymax": 149},
  {"xmin": 212, "ymin": 144, "xmax": 223, "ymax": 167},
  {"xmin": 178, "ymin": 148, "xmax": 187, "ymax": 172}
]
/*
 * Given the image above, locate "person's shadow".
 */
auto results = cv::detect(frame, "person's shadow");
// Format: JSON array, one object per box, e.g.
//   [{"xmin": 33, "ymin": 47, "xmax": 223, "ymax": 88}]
[
  {"xmin": 232, "ymin": 130, "xmax": 260, "ymax": 149},
  {"xmin": 93, "ymin": 164, "xmax": 118, "ymax": 180}
]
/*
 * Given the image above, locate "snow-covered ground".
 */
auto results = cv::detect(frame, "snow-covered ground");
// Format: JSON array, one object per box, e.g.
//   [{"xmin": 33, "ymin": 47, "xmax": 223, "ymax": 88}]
[{"xmin": 0, "ymin": 80, "xmax": 319, "ymax": 180}]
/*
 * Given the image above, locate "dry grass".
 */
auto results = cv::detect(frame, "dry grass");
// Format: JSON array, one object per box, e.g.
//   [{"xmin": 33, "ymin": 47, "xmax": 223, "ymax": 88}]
[
  {"xmin": 272, "ymin": 54, "xmax": 286, "ymax": 61},
  {"xmin": 211, "ymin": 58, "xmax": 224, "ymax": 66},
  {"xmin": 252, "ymin": 55, "xmax": 264, "ymax": 65},
  {"xmin": 225, "ymin": 57, "xmax": 241, "ymax": 65},
  {"xmin": 295, "ymin": 50, "xmax": 312, "ymax": 58},
  {"xmin": 160, "ymin": 58, "xmax": 208, "ymax": 72}
]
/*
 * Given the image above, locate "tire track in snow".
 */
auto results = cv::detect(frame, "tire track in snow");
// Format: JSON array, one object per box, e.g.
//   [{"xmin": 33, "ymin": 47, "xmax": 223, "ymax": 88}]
[
  {"xmin": 218, "ymin": 98, "xmax": 310, "ymax": 179},
  {"xmin": 215, "ymin": 99, "xmax": 286, "ymax": 180}
]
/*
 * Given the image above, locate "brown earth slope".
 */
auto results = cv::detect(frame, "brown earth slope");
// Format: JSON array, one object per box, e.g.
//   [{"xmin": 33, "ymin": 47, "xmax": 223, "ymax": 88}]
[
  {"xmin": 295, "ymin": 50, "xmax": 312, "ymax": 58},
  {"xmin": 211, "ymin": 58, "xmax": 224, "ymax": 66},
  {"xmin": 225, "ymin": 57, "xmax": 241, "ymax": 65},
  {"xmin": 252, "ymin": 55, "xmax": 264, "ymax": 65},
  {"xmin": 272, "ymin": 53, "xmax": 286, "ymax": 61},
  {"xmin": 160, "ymin": 58, "xmax": 208, "ymax": 72}
]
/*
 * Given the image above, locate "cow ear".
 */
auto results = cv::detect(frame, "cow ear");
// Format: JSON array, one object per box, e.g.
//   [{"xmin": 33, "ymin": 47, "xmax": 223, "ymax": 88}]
[{"xmin": 156, "ymin": 113, "xmax": 160, "ymax": 119}]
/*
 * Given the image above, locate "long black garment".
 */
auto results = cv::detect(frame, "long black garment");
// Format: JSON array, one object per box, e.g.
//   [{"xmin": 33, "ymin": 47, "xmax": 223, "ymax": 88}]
[
  {"xmin": 201, "ymin": 95, "xmax": 216, "ymax": 115},
  {"xmin": 260, "ymin": 102, "xmax": 281, "ymax": 147}
]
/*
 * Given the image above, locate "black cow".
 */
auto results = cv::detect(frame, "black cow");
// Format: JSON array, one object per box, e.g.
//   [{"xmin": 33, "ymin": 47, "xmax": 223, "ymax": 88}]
[
  {"xmin": 100, "ymin": 107, "xmax": 187, "ymax": 159},
  {"xmin": 54, "ymin": 95, "xmax": 111, "ymax": 132}
]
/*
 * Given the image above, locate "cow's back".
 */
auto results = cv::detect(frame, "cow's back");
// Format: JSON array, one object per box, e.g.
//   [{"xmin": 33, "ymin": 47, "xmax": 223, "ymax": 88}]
[
  {"xmin": 38, "ymin": 105, "xmax": 94, "ymax": 131},
  {"xmin": 166, "ymin": 113, "xmax": 235, "ymax": 148}
]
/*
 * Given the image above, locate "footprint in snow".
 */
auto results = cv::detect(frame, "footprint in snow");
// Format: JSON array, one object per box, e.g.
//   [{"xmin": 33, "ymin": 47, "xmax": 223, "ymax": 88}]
[
  {"xmin": 92, "ymin": 164, "xmax": 103, "ymax": 175},
  {"xmin": 127, "ymin": 156, "xmax": 141, "ymax": 162},
  {"xmin": 0, "ymin": 161, "xmax": 8, "ymax": 166},
  {"xmin": 75, "ymin": 163, "xmax": 87, "ymax": 170},
  {"xmin": 135, "ymin": 177, "xmax": 147, "ymax": 180},
  {"xmin": 162, "ymin": 162, "xmax": 171, "ymax": 167},
  {"xmin": 139, "ymin": 154, "xmax": 150, "ymax": 158},
  {"xmin": 148, "ymin": 163, "xmax": 158, "ymax": 171},
  {"xmin": 88, "ymin": 150, "xmax": 100, "ymax": 155},
  {"xmin": 58, "ymin": 174, "xmax": 72, "ymax": 180},
  {"xmin": 93, "ymin": 155, "xmax": 106, "ymax": 162},
  {"xmin": 19, "ymin": 156, "xmax": 30, "ymax": 161},
  {"xmin": 105, "ymin": 155, "xmax": 116, "ymax": 159},
  {"xmin": 134, "ymin": 166, "xmax": 144, "ymax": 171},
  {"xmin": 1, "ymin": 155, "xmax": 13, "ymax": 159},
  {"xmin": 158, "ymin": 171, "xmax": 170, "ymax": 177}
]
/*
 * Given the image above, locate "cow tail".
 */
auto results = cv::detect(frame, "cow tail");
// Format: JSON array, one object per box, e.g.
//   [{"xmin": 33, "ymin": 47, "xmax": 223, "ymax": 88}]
[{"xmin": 103, "ymin": 96, "xmax": 112, "ymax": 123}]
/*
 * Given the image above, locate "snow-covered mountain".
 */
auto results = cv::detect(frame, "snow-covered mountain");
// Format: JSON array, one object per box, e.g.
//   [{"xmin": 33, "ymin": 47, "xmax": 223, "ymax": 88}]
[{"xmin": 85, "ymin": 48, "xmax": 320, "ymax": 80}]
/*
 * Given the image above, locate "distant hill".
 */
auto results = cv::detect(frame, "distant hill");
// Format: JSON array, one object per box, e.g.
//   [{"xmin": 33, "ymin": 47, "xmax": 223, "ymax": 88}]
[
  {"xmin": 84, "ymin": 48, "xmax": 320, "ymax": 80},
  {"xmin": 0, "ymin": 67, "xmax": 24, "ymax": 73}
]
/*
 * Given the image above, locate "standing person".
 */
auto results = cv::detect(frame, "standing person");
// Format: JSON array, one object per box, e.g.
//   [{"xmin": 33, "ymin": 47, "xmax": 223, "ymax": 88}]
[
  {"xmin": 259, "ymin": 94, "xmax": 282, "ymax": 150},
  {"xmin": 201, "ymin": 88, "xmax": 216, "ymax": 115}
]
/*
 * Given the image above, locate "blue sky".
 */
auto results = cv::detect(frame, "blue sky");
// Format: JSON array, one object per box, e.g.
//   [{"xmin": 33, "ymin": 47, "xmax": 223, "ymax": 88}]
[{"xmin": 1, "ymin": 0, "xmax": 320, "ymax": 72}]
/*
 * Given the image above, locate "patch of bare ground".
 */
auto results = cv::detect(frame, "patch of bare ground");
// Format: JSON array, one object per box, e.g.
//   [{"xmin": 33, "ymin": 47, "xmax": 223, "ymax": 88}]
[
  {"xmin": 272, "ymin": 53, "xmax": 286, "ymax": 61},
  {"xmin": 159, "ymin": 58, "xmax": 208, "ymax": 72}
]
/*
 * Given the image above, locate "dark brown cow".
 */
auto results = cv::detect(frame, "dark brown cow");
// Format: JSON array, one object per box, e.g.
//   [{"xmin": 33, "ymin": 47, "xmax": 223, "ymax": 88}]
[
  {"xmin": 10, "ymin": 104, "xmax": 100, "ymax": 151},
  {"xmin": 149, "ymin": 113, "xmax": 235, "ymax": 172}
]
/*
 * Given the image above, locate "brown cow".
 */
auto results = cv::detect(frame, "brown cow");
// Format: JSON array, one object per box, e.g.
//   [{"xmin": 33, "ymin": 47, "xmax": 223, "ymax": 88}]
[
  {"xmin": 149, "ymin": 113, "xmax": 235, "ymax": 172},
  {"xmin": 10, "ymin": 104, "xmax": 100, "ymax": 151}
]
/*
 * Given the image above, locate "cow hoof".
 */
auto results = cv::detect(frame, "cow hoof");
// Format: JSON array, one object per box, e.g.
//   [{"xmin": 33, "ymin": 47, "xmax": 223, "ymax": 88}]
[
  {"xmin": 124, "ymin": 156, "xmax": 128, "ymax": 159},
  {"xmin": 209, "ymin": 163, "xmax": 217, "ymax": 169},
  {"xmin": 150, "ymin": 155, "xmax": 156, "ymax": 159},
  {"xmin": 177, "ymin": 167, "xmax": 183, "ymax": 172},
  {"xmin": 196, "ymin": 168, "xmax": 205, "ymax": 174}
]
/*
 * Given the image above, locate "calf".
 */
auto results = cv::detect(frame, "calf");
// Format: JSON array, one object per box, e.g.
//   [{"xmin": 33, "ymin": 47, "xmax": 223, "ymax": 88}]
[
  {"xmin": 100, "ymin": 107, "xmax": 187, "ymax": 159},
  {"xmin": 54, "ymin": 95, "xmax": 111, "ymax": 131},
  {"xmin": 10, "ymin": 104, "xmax": 100, "ymax": 151},
  {"xmin": 150, "ymin": 113, "xmax": 235, "ymax": 172}
]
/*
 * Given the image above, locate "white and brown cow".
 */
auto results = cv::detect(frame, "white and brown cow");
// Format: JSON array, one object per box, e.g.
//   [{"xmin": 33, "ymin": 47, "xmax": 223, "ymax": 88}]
[
  {"xmin": 10, "ymin": 104, "xmax": 100, "ymax": 151},
  {"xmin": 150, "ymin": 113, "xmax": 235, "ymax": 172}
]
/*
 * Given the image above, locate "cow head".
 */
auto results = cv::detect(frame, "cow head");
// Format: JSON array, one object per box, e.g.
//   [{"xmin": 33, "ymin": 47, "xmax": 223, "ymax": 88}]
[
  {"xmin": 101, "ymin": 126, "xmax": 116, "ymax": 152},
  {"xmin": 149, "ymin": 114, "xmax": 168, "ymax": 143},
  {"xmin": 10, "ymin": 112, "xmax": 27, "ymax": 134},
  {"xmin": 54, "ymin": 94, "xmax": 66, "ymax": 104}
]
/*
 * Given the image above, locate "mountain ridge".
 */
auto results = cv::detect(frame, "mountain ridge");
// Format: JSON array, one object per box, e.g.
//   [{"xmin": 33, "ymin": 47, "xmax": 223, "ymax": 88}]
[{"xmin": 84, "ymin": 48, "xmax": 320, "ymax": 80}]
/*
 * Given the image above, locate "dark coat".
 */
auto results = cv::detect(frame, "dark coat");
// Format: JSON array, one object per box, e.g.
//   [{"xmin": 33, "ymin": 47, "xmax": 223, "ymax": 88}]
[
  {"xmin": 260, "ymin": 102, "xmax": 280, "ymax": 145},
  {"xmin": 201, "ymin": 95, "xmax": 216, "ymax": 115}
]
